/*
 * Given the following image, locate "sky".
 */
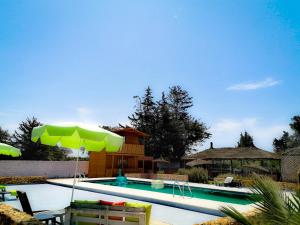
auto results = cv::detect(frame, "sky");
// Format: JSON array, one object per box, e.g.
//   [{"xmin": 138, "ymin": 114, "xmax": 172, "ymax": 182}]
[{"xmin": 1, "ymin": 0, "xmax": 300, "ymax": 151}]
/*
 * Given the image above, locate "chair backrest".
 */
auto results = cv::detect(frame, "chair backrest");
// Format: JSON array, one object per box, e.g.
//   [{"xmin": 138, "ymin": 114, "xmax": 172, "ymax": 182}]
[
  {"xmin": 224, "ymin": 176, "xmax": 233, "ymax": 184},
  {"xmin": 17, "ymin": 191, "xmax": 33, "ymax": 216}
]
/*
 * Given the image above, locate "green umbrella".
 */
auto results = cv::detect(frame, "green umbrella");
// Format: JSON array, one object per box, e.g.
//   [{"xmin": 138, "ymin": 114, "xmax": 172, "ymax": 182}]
[
  {"xmin": 31, "ymin": 123, "xmax": 124, "ymax": 201},
  {"xmin": 0, "ymin": 143, "xmax": 21, "ymax": 157}
]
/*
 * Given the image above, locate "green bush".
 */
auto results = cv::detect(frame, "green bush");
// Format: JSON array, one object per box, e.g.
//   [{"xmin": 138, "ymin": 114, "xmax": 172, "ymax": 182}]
[{"xmin": 178, "ymin": 168, "xmax": 208, "ymax": 183}]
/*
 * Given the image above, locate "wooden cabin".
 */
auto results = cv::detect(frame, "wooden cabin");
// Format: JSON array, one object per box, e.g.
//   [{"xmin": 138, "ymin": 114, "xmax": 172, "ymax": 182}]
[{"xmin": 88, "ymin": 128, "xmax": 153, "ymax": 178}]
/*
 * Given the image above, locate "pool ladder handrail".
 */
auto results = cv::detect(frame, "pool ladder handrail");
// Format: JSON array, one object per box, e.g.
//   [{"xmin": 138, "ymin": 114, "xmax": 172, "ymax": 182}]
[
  {"xmin": 75, "ymin": 172, "xmax": 86, "ymax": 183},
  {"xmin": 172, "ymin": 180, "xmax": 193, "ymax": 198}
]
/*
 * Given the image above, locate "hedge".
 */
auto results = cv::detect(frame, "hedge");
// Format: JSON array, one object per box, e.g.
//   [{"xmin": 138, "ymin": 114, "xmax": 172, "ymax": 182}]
[{"xmin": 0, "ymin": 176, "xmax": 47, "ymax": 185}]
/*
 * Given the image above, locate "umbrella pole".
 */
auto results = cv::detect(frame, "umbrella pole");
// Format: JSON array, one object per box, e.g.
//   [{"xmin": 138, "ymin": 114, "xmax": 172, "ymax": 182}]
[{"xmin": 71, "ymin": 148, "xmax": 81, "ymax": 202}]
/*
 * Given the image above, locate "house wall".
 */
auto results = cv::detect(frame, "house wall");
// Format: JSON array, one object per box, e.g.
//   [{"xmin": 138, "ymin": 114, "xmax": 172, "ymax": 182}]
[
  {"xmin": 281, "ymin": 155, "xmax": 300, "ymax": 182},
  {"xmin": 88, "ymin": 151, "xmax": 107, "ymax": 177},
  {"xmin": 0, "ymin": 160, "xmax": 89, "ymax": 178}
]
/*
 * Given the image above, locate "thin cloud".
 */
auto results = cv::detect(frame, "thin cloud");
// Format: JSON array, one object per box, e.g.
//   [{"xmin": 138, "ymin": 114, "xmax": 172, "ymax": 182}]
[
  {"xmin": 202, "ymin": 118, "xmax": 288, "ymax": 151},
  {"xmin": 227, "ymin": 78, "xmax": 281, "ymax": 91}
]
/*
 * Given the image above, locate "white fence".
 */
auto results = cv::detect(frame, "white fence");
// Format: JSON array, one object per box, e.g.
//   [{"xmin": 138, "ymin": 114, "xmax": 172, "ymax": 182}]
[{"xmin": 0, "ymin": 160, "xmax": 89, "ymax": 178}]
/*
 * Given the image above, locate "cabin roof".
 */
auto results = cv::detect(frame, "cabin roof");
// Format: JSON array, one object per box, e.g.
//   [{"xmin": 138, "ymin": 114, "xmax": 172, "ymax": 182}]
[
  {"xmin": 113, "ymin": 127, "xmax": 148, "ymax": 137},
  {"xmin": 182, "ymin": 147, "xmax": 280, "ymax": 160}
]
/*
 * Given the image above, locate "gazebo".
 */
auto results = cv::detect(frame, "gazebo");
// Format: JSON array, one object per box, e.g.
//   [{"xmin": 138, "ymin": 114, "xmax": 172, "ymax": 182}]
[
  {"xmin": 182, "ymin": 143, "xmax": 280, "ymax": 177},
  {"xmin": 153, "ymin": 157, "xmax": 170, "ymax": 172}
]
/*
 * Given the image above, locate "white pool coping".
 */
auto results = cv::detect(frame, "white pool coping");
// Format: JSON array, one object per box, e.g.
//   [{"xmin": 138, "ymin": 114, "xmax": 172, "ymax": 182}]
[{"xmin": 47, "ymin": 177, "xmax": 255, "ymax": 217}]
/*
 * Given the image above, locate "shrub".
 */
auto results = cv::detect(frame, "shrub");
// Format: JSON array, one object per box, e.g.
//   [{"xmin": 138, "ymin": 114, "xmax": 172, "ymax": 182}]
[
  {"xmin": 0, "ymin": 176, "xmax": 47, "ymax": 185},
  {"xmin": 0, "ymin": 204, "xmax": 43, "ymax": 225},
  {"xmin": 178, "ymin": 168, "xmax": 208, "ymax": 183}
]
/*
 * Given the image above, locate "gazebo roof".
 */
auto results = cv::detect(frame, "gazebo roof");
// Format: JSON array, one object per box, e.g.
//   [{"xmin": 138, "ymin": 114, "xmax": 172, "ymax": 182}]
[
  {"xmin": 186, "ymin": 159, "xmax": 212, "ymax": 167},
  {"xmin": 283, "ymin": 147, "xmax": 300, "ymax": 156},
  {"xmin": 242, "ymin": 164, "xmax": 270, "ymax": 173},
  {"xmin": 153, "ymin": 157, "xmax": 170, "ymax": 164},
  {"xmin": 182, "ymin": 147, "xmax": 280, "ymax": 160}
]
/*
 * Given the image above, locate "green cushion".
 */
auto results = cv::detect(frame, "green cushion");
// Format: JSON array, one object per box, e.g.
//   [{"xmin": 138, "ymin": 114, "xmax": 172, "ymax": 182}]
[
  {"xmin": 74, "ymin": 200, "xmax": 99, "ymax": 204},
  {"xmin": 0, "ymin": 185, "xmax": 6, "ymax": 191},
  {"xmin": 125, "ymin": 202, "xmax": 152, "ymax": 225},
  {"xmin": 72, "ymin": 201, "xmax": 100, "ymax": 225},
  {"xmin": 9, "ymin": 190, "xmax": 17, "ymax": 196}
]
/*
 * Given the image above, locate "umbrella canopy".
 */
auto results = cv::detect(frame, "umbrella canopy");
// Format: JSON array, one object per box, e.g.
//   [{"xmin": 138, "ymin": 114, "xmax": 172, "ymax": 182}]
[
  {"xmin": 31, "ymin": 124, "xmax": 124, "ymax": 152},
  {"xmin": 31, "ymin": 123, "xmax": 124, "ymax": 202},
  {"xmin": 0, "ymin": 143, "xmax": 21, "ymax": 157}
]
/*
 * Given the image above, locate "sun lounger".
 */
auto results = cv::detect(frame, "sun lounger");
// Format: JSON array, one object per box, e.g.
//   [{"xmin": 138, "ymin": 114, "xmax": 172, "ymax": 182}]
[
  {"xmin": 17, "ymin": 191, "xmax": 65, "ymax": 224},
  {"xmin": 224, "ymin": 177, "xmax": 243, "ymax": 187},
  {"xmin": 223, "ymin": 176, "xmax": 234, "ymax": 187}
]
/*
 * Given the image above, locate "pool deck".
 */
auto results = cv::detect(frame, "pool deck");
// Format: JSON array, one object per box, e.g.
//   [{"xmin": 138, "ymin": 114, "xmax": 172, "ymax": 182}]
[{"xmin": 48, "ymin": 177, "xmax": 255, "ymax": 217}]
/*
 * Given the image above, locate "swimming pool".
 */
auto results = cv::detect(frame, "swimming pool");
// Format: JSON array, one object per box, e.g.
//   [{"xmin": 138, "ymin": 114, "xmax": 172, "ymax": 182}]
[{"xmin": 87, "ymin": 179, "xmax": 253, "ymax": 205}]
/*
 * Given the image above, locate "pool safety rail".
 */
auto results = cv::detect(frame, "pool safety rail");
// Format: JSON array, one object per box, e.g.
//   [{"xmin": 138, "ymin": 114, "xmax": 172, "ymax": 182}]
[
  {"xmin": 172, "ymin": 181, "xmax": 193, "ymax": 198},
  {"xmin": 75, "ymin": 172, "xmax": 86, "ymax": 183}
]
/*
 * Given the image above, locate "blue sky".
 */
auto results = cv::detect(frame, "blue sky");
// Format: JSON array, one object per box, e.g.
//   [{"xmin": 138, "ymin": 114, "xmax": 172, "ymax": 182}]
[{"xmin": 1, "ymin": 0, "xmax": 299, "ymax": 151}]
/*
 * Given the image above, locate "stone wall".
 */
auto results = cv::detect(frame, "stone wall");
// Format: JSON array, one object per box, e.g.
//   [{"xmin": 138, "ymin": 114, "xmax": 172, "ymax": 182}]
[
  {"xmin": 0, "ymin": 160, "xmax": 89, "ymax": 178},
  {"xmin": 0, "ymin": 204, "xmax": 43, "ymax": 225}
]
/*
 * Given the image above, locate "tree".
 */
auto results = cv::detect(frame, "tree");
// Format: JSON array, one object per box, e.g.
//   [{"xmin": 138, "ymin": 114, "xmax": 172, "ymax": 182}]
[
  {"xmin": 129, "ymin": 87, "xmax": 158, "ymax": 156},
  {"xmin": 290, "ymin": 115, "xmax": 300, "ymax": 135},
  {"xmin": 0, "ymin": 126, "xmax": 14, "ymax": 160},
  {"xmin": 0, "ymin": 126, "xmax": 11, "ymax": 144},
  {"xmin": 129, "ymin": 86, "xmax": 211, "ymax": 160},
  {"xmin": 273, "ymin": 115, "xmax": 300, "ymax": 153},
  {"xmin": 237, "ymin": 131, "xmax": 255, "ymax": 148},
  {"xmin": 12, "ymin": 117, "xmax": 69, "ymax": 160},
  {"xmin": 168, "ymin": 85, "xmax": 193, "ymax": 120},
  {"xmin": 273, "ymin": 131, "xmax": 290, "ymax": 153},
  {"xmin": 156, "ymin": 92, "xmax": 182, "ymax": 158}
]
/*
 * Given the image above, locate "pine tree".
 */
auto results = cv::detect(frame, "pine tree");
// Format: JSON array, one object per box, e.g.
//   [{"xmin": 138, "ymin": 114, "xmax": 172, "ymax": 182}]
[
  {"xmin": 237, "ymin": 131, "xmax": 255, "ymax": 148},
  {"xmin": 12, "ymin": 117, "xmax": 69, "ymax": 160},
  {"xmin": 167, "ymin": 86, "xmax": 210, "ymax": 159},
  {"xmin": 129, "ymin": 87, "xmax": 158, "ymax": 156},
  {"xmin": 156, "ymin": 92, "xmax": 181, "ymax": 158},
  {"xmin": 0, "ymin": 126, "xmax": 11, "ymax": 144},
  {"xmin": 129, "ymin": 86, "xmax": 211, "ymax": 160},
  {"xmin": 168, "ymin": 85, "xmax": 193, "ymax": 120}
]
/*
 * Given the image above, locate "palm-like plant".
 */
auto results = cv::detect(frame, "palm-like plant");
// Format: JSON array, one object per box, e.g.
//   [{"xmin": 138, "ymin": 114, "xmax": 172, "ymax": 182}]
[{"xmin": 220, "ymin": 175, "xmax": 300, "ymax": 225}]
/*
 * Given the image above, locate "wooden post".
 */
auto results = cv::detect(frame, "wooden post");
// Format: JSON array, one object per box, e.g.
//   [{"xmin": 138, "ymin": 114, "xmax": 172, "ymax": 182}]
[
  {"xmin": 230, "ymin": 160, "xmax": 233, "ymax": 174},
  {"xmin": 143, "ymin": 160, "xmax": 145, "ymax": 173},
  {"xmin": 111, "ymin": 155, "xmax": 114, "ymax": 176},
  {"xmin": 221, "ymin": 160, "xmax": 223, "ymax": 174}
]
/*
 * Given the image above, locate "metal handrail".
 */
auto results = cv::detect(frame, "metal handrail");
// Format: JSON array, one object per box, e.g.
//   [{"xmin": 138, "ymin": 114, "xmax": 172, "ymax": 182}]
[
  {"xmin": 172, "ymin": 180, "xmax": 193, "ymax": 198},
  {"xmin": 173, "ymin": 181, "xmax": 183, "ymax": 197}
]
